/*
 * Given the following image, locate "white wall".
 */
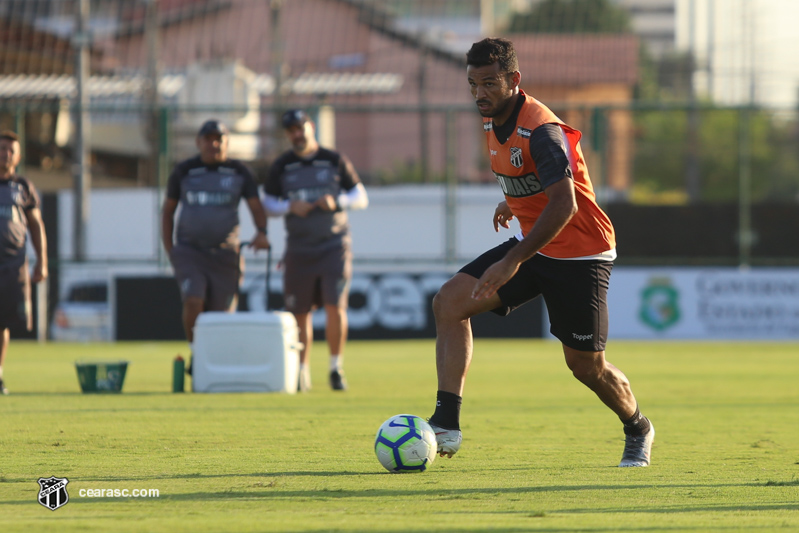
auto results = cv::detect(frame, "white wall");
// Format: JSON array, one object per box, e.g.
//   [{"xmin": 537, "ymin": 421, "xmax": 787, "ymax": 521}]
[
  {"xmin": 56, "ymin": 184, "xmax": 510, "ymax": 268},
  {"xmin": 58, "ymin": 188, "xmax": 163, "ymax": 261}
]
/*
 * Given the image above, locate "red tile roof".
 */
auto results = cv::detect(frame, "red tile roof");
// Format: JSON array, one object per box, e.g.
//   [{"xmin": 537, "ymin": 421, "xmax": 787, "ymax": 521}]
[{"xmin": 508, "ymin": 34, "xmax": 639, "ymax": 85}]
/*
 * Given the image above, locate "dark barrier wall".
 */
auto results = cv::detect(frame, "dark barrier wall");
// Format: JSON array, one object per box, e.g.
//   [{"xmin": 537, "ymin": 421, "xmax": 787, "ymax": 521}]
[
  {"xmin": 112, "ymin": 274, "xmax": 544, "ymax": 341},
  {"xmin": 115, "ymin": 277, "xmax": 184, "ymax": 340},
  {"xmin": 604, "ymin": 203, "xmax": 799, "ymax": 263},
  {"xmin": 266, "ymin": 273, "xmax": 543, "ymax": 340}
]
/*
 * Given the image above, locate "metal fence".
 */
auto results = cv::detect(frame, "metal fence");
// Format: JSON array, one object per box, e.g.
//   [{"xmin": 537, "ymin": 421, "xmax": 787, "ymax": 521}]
[
  {"xmin": 3, "ymin": 101, "xmax": 798, "ymax": 197},
  {"xmin": 2, "ymin": 0, "xmax": 799, "ymax": 266}
]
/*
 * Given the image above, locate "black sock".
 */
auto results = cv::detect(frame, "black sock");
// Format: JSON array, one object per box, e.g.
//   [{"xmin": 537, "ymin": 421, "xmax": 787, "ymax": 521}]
[
  {"xmin": 429, "ymin": 390, "xmax": 462, "ymax": 430},
  {"xmin": 621, "ymin": 406, "xmax": 651, "ymax": 436}
]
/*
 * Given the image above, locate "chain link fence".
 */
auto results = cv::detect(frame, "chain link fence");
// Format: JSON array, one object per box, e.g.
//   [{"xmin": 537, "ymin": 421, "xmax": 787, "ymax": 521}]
[{"xmin": 2, "ymin": 0, "xmax": 799, "ymax": 265}]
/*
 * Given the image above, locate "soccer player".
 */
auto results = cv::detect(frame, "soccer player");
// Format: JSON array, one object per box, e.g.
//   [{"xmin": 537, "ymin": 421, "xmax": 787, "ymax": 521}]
[
  {"xmin": 0, "ymin": 130, "xmax": 48, "ymax": 395},
  {"xmin": 263, "ymin": 110, "xmax": 368, "ymax": 392},
  {"xmin": 427, "ymin": 38, "xmax": 654, "ymax": 467},
  {"xmin": 161, "ymin": 120, "xmax": 269, "ymax": 368}
]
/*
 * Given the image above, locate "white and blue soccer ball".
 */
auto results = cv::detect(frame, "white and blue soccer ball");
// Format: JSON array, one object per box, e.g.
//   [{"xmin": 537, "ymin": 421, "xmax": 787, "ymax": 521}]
[{"xmin": 374, "ymin": 414, "xmax": 437, "ymax": 473}]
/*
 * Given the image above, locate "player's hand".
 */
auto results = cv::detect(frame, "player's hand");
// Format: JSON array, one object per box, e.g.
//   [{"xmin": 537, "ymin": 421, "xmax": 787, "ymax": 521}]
[
  {"xmin": 250, "ymin": 232, "xmax": 270, "ymax": 250},
  {"xmin": 289, "ymin": 200, "xmax": 314, "ymax": 217},
  {"xmin": 471, "ymin": 257, "xmax": 519, "ymax": 300},
  {"xmin": 493, "ymin": 201, "xmax": 514, "ymax": 232},
  {"xmin": 315, "ymin": 194, "xmax": 337, "ymax": 212},
  {"xmin": 32, "ymin": 262, "xmax": 48, "ymax": 283}
]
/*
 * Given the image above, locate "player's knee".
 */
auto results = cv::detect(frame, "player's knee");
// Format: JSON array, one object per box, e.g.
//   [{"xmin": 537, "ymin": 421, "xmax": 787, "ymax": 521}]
[
  {"xmin": 565, "ymin": 352, "xmax": 603, "ymax": 385},
  {"xmin": 433, "ymin": 275, "xmax": 479, "ymax": 323},
  {"xmin": 432, "ymin": 283, "xmax": 461, "ymax": 321}
]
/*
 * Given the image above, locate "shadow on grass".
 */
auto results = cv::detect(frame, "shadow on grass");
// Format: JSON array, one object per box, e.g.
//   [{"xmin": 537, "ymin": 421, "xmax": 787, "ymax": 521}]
[
  {"xmin": 8, "ymin": 390, "xmax": 187, "ymax": 395},
  {"xmin": 6, "ymin": 477, "xmax": 798, "ymax": 507},
  {"xmin": 75, "ymin": 471, "xmax": 370, "ymax": 482}
]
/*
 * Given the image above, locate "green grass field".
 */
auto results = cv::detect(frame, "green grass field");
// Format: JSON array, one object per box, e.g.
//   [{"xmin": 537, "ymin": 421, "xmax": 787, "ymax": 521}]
[{"xmin": 2, "ymin": 338, "xmax": 798, "ymax": 532}]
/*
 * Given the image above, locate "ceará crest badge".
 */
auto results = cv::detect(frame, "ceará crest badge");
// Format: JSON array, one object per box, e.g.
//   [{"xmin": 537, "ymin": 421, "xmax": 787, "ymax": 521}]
[{"xmin": 37, "ymin": 476, "xmax": 70, "ymax": 511}]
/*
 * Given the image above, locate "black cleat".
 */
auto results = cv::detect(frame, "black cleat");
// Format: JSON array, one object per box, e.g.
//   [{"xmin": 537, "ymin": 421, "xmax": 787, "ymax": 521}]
[
  {"xmin": 0, "ymin": 378, "xmax": 7, "ymax": 395},
  {"xmin": 329, "ymin": 370, "xmax": 347, "ymax": 391}
]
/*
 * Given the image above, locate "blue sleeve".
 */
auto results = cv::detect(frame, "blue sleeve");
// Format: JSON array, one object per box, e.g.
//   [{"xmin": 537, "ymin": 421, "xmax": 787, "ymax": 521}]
[{"xmin": 529, "ymin": 123, "xmax": 573, "ymax": 190}]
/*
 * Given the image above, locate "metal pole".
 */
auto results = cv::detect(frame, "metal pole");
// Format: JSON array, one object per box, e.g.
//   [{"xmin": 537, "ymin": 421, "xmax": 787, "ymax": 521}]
[
  {"xmin": 144, "ymin": 0, "xmax": 160, "ymax": 187},
  {"xmin": 738, "ymin": 0, "xmax": 755, "ymax": 268},
  {"xmin": 73, "ymin": 0, "xmax": 91, "ymax": 261},
  {"xmin": 444, "ymin": 110, "xmax": 457, "ymax": 263},
  {"xmin": 270, "ymin": 0, "xmax": 285, "ymax": 151},
  {"xmin": 706, "ymin": 0, "xmax": 715, "ymax": 99},
  {"xmin": 419, "ymin": 47, "xmax": 429, "ymax": 183},
  {"xmin": 157, "ymin": 107, "xmax": 170, "ymax": 269},
  {"xmin": 480, "ymin": 0, "xmax": 495, "ymax": 36},
  {"xmin": 685, "ymin": 0, "xmax": 701, "ymax": 202},
  {"xmin": 738, "ymin": 106, "xmax": 752, "ymax": 268}
]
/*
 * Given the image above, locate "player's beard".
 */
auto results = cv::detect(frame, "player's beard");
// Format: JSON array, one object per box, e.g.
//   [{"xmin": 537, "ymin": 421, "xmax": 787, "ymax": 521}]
[
  {"xmin": 477, "ymin": 94, "xmax": 514, "ymax": 118},
  {"xmin": 292, "ymin": 137, "xmax": 308, "ymax": 153}
]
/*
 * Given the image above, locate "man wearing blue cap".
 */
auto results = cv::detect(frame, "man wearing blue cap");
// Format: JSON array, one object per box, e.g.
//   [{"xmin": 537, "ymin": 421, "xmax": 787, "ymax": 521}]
[
  {"xmin": 264, "ymin": 109, "xmax": 368, "ymax": 392},
  {"xmin": 161, "ymin": 120, "xmax": 269, "ymax": 370}
]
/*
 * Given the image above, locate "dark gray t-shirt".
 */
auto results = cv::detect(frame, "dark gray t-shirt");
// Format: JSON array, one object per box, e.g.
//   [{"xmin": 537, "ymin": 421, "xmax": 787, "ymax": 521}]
[
  {"xmin": 265, "ymin": 148, "xmax": 361, "ymax": 252},
  {"xmin": 167, "ymin": 156, "xmax": 259, "ymax": 249},
  {"xmin": 0, "ymin": 175, "xmax": 39, "ymax": 267}
]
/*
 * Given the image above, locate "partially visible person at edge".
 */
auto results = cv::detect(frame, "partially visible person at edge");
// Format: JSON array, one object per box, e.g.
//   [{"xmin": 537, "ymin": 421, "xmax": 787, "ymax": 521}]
[
  {"xmin": 263, "ymin": 109, "xmax": 368, "ymax": 392},
  {"xmin": 0, "ymin": 130, "xmax": 48, "ymax": 395},
  {"xmin": 161, "ymin": 120, "xmax": 269, "ymax": 372},
  {"xmin": 427, "ymin": 38, "xmax": 654, "ymax": 467}
]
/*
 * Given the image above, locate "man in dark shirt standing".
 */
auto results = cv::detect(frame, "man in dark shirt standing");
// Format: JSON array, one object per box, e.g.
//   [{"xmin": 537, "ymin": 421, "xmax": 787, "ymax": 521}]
[
  {"xmin": 263, "ymin": 110, "xmax": 368, "ymax": 392},
  {"xmin": 161, "ymin": 120, "xmax": 269, "ymax": 365},
  {"xmin": 0, "ymin": 130, "xmax": 48, "ymax": 395}
]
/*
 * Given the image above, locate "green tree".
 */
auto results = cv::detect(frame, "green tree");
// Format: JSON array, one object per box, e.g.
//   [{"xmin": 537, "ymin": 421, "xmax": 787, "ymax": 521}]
[
  {"xmin": 632, "ymin": 107, "xmax": 799, "ymax": 203},
  {"xmin": 507, "ymin": 0, "xmax": 633, "ymax": 34}
]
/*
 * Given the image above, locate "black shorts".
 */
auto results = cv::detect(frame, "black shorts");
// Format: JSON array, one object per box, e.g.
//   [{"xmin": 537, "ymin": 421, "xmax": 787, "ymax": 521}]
[
  {"xmin": 459, "ymin": 238, "xmax": 613, "ymax": 352},
  {"xmin": 0, "ymin": 259, "xmax": 32, "ymax": 330}
]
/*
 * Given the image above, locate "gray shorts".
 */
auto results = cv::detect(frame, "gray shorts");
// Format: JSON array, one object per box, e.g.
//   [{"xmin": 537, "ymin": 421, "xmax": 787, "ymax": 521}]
[
  {"xmin": 283, "ymin": 244, "xmax": 352, "ymax": 314},
  {"xmin": 0, "ymin": 259, "xmax": 31, "ymax": 330},
  {"xmin": 170, "ymin": 244, "xmax": 240, "ymax": 311}
]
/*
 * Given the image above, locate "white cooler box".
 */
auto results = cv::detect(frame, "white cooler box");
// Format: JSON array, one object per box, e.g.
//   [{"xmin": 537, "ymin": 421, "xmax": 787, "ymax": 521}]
[{"xmin": 192, "ymin": 311, "xmax": 301, "ymax": 393}]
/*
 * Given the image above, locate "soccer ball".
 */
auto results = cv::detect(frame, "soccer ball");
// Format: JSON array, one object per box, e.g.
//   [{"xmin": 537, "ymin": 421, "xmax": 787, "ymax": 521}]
[{"xmin": 374, "ymin": 414, "xmax": 437, "ymax": 473}]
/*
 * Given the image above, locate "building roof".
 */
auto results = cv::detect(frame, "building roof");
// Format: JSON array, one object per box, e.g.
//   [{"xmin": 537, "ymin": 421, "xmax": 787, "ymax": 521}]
[
  {"xmin": 0, "ymin": 72, "xmax": 403, "ymax": 100},
  {"xmin": 508, "ymin": 34, "xmax": 640, "ymax": 86}
]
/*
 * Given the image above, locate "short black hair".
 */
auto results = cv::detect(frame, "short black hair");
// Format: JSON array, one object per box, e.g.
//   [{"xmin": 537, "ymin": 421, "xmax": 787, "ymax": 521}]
[
  {"xmin": 0, "ymin": 130, "xmax": 19, "ymax": 142},
  {"xmin": 466, "ymin": 38, "xmax": 519, "ymax": 74}
]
